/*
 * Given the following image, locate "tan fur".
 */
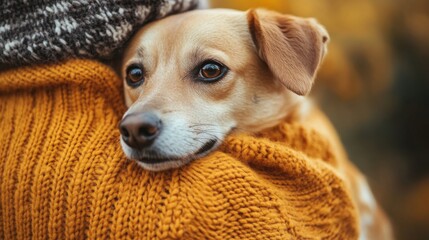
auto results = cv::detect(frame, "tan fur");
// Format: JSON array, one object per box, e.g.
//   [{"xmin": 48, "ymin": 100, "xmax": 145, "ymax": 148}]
[{"xmin": 121, "ymin": 8, "xmax": 392, "ymax": 238}]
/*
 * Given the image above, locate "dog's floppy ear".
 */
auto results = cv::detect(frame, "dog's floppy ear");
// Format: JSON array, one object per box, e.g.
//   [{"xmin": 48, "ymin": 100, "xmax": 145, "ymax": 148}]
[{"xmin": 247, "ymin": 9, "xmax": 329, "ymax": 95}]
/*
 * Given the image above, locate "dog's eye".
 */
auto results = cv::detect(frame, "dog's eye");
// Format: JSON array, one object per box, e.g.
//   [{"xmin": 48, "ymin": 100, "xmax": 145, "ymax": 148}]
[
  {"xmin": 126, "ymin": 65, "xmax": 144, "ymax": 87},
  {"xmin": 198, "ymin": 61, "xmax": 227, "ymax": 82}
]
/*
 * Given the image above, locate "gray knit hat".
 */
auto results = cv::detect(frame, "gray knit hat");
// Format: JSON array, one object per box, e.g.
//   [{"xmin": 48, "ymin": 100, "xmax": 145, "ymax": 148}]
[{"xmin": 0, "ymin": 0, "xmax": 199, "ymax": 66}]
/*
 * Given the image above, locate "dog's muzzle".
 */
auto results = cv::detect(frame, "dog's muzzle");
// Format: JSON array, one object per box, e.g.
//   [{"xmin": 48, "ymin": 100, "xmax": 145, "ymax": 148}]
[{"xmin": 119, "ymin": 112, "xmax": 221, "ymax": 168}]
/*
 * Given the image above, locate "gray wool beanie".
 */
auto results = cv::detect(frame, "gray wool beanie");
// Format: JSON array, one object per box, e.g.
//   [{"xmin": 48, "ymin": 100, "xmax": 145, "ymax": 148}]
[{"xmin": 0, "ymin": 0, "xmax": 199, "ymax": 66}]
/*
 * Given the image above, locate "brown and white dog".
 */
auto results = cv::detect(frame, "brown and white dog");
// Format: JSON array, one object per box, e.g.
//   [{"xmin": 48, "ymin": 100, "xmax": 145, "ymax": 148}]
[{"xmin": 118, "ymin": 9, "xmax": 393, "ymax": 239}]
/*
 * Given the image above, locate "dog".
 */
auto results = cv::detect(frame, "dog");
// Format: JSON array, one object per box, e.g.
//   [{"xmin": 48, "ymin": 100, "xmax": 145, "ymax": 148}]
[
  {"xmin": 118, "ymin": 8, "xmax": 327, "ymax": 171},
  {"xmin": 118, "ymin": 8, "xmax": 393, "ymax": 239}
]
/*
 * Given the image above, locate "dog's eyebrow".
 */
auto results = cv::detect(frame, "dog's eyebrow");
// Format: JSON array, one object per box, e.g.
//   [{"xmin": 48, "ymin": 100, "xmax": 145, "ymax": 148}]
[
  {"xmin": 192, "ymin": 46, "xmax": 202, "ymax": 62},
  {"xmin": 188, "ymin": 46, "xmax": 207, "ymax": 69},
  {"xmin": 191, "ymin": 46, "xmax": 226, "ymax": 65},
  {"xmin": 136, "ymin": 46, "xmax": 145, "ymax": 58}
]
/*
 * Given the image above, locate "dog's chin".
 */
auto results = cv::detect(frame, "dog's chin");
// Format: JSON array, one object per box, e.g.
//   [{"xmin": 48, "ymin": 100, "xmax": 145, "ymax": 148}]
[{"xmin": 120, "ymin": 138, "xmax": 220, "ymax": 171}]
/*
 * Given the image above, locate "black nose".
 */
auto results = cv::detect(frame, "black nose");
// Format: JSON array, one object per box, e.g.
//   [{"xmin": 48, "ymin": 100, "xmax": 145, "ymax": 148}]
[{"xmin": 119, "ymin": 112, "xmax": 162, "ymax": 149}]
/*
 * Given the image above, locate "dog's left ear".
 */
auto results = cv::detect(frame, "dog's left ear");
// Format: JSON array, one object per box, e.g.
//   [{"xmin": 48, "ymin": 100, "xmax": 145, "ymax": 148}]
[{"xmin": 247, "ymin": 9, "xmax": 329, "ymax": 95}]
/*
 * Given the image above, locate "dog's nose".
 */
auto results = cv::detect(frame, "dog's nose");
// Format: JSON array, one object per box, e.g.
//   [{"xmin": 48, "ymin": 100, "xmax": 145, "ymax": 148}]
[{"xmin": 119, "ymin": 112, "xmax": 162, "ymax": 149}]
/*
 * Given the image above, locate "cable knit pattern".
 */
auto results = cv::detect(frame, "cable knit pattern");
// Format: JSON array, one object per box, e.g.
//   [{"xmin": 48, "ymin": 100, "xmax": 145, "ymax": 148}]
[
  {"xmin": 0, "ymin": 59, "xmax": 358, "ymax": 239},
  {"xmin": 0, "ymin": 0, "xmax": 198, "ymax": 66}
]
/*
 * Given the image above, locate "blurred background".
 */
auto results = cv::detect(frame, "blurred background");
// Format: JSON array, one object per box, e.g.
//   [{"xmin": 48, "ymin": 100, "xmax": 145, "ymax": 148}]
[{"xmin": 209, "ymin": 0, "xmax": 429, "ymax": 239}]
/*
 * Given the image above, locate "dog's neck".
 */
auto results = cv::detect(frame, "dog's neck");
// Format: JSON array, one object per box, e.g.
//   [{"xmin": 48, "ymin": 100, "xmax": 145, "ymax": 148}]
[{"xmin": 284, "ymin": 98, "xmax": 314, "ymax": 124}]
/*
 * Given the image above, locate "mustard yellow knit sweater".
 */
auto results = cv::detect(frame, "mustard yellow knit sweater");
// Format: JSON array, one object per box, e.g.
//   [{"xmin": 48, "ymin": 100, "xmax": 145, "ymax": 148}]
[{"xmin": 0, "ymin": 59, "xmax": 358, "ymax": 239}]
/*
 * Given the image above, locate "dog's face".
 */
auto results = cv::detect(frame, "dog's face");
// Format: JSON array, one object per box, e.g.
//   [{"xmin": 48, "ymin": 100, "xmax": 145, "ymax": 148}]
[{"xmin": 119, "ymin": 9, "xmax": 329, "ymax": 171}]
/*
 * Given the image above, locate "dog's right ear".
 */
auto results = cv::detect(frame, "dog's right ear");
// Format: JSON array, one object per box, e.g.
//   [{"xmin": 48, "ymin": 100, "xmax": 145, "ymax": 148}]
[{"xmin": 247, "ymin": 9, "xmax": 329, "ymax": 95}]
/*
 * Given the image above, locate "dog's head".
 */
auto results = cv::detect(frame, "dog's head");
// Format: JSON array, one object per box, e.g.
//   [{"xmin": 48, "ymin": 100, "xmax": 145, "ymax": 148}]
[{"xmin": 119, "ymin": 9, "xmax": 329, "ymax": 171}]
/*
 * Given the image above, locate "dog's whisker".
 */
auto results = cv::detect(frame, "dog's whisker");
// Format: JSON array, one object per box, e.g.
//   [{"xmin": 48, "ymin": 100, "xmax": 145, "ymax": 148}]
[
  {"xmin": 188, "ymin": 123, "xmax": 217, "ymax": 128},
  {"xmin": 201, "ymin": 130, "xmax": 224, "ymax": 135},
  {"xmin": 162, "ymin": 109, "xmax": 179, "ymax": 114},
  {"xmin": 193, "ymin": 137, "xmax": 218, "ymax": 142},
  {"xmin": 193, "ymin": 132, "xmax": 223, "ymax": 141},
  {"xmin": 191, "ymin": 138, "xmax": 207, "ymax": 145}
]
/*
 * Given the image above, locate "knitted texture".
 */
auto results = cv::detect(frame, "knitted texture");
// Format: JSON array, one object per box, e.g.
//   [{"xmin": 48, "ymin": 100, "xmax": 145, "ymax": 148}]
[
  {"xmin": 0, "ymin": 59, "xmax": 359, "ymax": 239},
  {"xmin": 0, "ymin": 0, "xmax": 198, "ymax": 66}
]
